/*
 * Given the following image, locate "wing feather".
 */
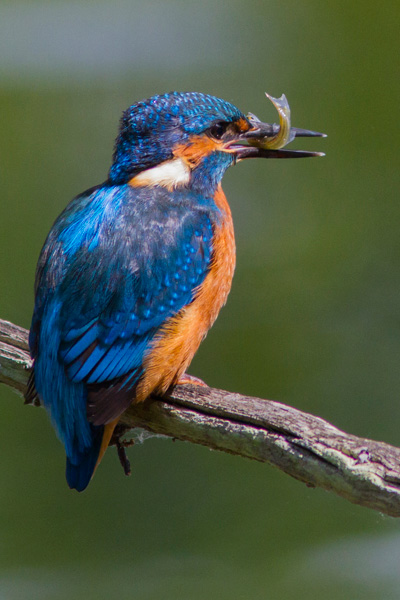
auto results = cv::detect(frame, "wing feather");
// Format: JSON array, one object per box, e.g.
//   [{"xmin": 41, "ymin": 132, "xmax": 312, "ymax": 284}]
[
  {"xmin": 31, "ymin": 185, "xmax": 216, "ymax": 430},
  {"xmin": 56, "ymin": 187, "xmax": 214, "ymax": 422}
]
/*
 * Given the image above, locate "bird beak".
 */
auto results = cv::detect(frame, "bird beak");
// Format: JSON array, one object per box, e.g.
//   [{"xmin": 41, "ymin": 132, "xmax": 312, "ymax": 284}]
[{"xmin": 228, "ymin": 93, "xmax": 326, "ymax": 160}]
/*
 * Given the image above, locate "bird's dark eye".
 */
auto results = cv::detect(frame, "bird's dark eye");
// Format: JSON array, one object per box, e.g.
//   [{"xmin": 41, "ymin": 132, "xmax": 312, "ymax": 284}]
[{"xmin": 209, "ymin": 122, "xmax": 229, "ymax": 140}]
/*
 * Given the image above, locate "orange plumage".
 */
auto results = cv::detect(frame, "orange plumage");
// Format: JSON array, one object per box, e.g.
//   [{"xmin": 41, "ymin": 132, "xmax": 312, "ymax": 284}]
[{"xmin": 137, "ymin": 184, "xmax": 235, "ymax": 400}]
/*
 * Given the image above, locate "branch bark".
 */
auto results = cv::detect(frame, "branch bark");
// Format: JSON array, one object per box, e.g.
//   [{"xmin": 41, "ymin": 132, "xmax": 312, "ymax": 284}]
[{"xmin": 1, "ymin": 317, "xmax": 400, "ymax": 517}]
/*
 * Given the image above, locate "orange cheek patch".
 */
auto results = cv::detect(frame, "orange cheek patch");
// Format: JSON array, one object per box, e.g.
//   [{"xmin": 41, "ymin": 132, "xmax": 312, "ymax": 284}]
[{"xmin": 173, "ymin": 135, "xmax": 224, "ymax": 168}]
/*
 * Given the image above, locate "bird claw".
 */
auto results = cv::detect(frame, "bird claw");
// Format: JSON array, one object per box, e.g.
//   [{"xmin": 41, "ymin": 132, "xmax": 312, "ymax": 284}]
[{"xmin": 176, "ymin": 372, "xmax": 208, "ymax": 387}]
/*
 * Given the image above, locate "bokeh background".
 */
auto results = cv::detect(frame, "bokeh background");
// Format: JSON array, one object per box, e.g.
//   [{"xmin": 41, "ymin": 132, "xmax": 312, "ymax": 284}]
[{"xmin": 1, "ymin": 1, "xmax": 400, "ymax": 598}]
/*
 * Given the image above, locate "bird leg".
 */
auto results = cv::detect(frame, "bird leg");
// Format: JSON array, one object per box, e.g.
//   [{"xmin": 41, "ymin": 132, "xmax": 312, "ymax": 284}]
[
  {"xmin": 116, "ymin": 440, "xmax": 131, "ymax": 477},
  {"xmin": 111, "ymin": 423, "xmax": 133, "ymax": 477},
  {"xmin": 110, "ymin": 374, "xmax": 206, "ymax": 477}
]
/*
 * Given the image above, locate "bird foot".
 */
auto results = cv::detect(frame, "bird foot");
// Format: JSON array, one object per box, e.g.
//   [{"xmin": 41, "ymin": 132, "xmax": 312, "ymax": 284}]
[
  {"xmin": 111, "ymin": 424, "xmax": 133, "ymax": 477},
  {"xmin": 116, "ymin": 439, "xmax": 132, "ymax": 477},
  {"xmin": 176, "ymin": 372, "xmax": 208, "ymax": 387}
]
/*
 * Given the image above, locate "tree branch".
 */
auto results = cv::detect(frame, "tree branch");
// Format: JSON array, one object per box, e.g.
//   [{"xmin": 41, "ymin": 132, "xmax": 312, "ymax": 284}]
[{"xmin": 1, "ymin": 317, "xmax": 400, "ymax": 517}]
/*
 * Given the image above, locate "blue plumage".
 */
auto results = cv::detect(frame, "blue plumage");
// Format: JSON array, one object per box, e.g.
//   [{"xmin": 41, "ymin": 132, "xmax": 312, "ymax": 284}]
[{"xmin": 65, "ymin": 426, "xmax": 103, "ymax": 492}]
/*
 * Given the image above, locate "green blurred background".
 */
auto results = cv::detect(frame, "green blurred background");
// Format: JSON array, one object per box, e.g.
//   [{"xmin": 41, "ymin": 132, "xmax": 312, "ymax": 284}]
[{"xmin": 1, "ymin": 1, "xmax": 400, "ymax": 598}]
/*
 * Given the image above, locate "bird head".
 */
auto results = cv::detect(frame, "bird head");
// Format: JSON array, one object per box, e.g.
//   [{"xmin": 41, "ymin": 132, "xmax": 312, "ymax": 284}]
[{"xmin": 109, "ymin": 91, "xmax": 324, "ymax": 194}]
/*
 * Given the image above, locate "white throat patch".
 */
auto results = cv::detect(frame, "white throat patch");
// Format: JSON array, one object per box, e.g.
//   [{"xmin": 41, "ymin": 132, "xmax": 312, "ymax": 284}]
[{"xmin": 129, "ymin": 157, "xmax": 190, "ymax": 190}]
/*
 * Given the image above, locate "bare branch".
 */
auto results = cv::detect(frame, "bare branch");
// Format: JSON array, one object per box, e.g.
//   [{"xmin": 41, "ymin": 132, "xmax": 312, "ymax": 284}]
[{"xmin": 1, "ymin": 317, "xmax": 400, "ymax": 517}]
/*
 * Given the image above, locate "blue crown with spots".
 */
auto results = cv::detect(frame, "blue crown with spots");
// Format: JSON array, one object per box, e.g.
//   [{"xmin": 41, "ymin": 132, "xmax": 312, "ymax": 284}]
[{"xmin": 109, "ymin": 92, "xmax": 244, "ymax": 184}]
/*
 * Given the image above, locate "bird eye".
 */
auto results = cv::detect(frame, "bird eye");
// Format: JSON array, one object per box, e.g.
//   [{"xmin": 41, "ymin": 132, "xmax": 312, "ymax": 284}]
[{"xmin": 209, "ymin": 122, "xmax": 228, "ymax": 140}]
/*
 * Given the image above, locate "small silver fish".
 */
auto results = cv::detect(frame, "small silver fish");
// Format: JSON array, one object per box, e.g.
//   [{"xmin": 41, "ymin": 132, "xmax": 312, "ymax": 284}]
[{"xmin": 245, "ymin": 92, "xmax": 326, "ymax": 154}]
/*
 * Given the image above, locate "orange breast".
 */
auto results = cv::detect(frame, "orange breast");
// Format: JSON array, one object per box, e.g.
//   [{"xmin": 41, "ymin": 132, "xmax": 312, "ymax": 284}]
[{"xmin": 135, "ymin": 184, "xmax": 236, "ymax": 401}]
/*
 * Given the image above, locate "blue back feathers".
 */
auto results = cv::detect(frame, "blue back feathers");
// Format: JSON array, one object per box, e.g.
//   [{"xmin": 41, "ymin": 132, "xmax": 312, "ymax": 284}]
[{"xmin": 30, "ymin": 185, "xmax": 217, "ymax": 490}]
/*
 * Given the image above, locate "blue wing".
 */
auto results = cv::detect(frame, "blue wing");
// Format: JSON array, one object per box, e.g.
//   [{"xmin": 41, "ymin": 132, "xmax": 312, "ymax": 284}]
[{"xmin": 30, "ymin": 184, "xmax": 216, "ymax": 452}]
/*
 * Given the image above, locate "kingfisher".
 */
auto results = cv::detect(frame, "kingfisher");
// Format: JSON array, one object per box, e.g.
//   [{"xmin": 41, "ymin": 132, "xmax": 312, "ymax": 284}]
[{"xmin": 26, "ymin": 91, "xmax": 324, "ymax": 491}]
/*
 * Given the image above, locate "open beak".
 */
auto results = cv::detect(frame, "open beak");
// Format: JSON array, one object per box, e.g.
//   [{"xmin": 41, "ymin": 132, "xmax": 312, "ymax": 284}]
[{"xmin": 229, "ymin": 93, "xmax": 326, "ymax": 160}]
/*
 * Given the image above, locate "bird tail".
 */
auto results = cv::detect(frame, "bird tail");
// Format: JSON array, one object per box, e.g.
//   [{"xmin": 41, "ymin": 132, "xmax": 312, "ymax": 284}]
[
  {"xmin": 32, "ymin": 303, "xmax": 122, "ymax": 492},
  {"xmin": 66, "ymin": 424, "xmax": 104, "ymax": 492},
  {"xmin": 65, "ymin": 418, "xmax": 120, "ymax": 492}
]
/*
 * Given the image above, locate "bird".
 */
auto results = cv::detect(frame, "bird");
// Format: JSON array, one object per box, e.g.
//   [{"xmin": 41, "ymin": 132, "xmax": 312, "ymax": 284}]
[{"xmin": 26, "ymin": 91, "xmax": 324, "ymax": 492}]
